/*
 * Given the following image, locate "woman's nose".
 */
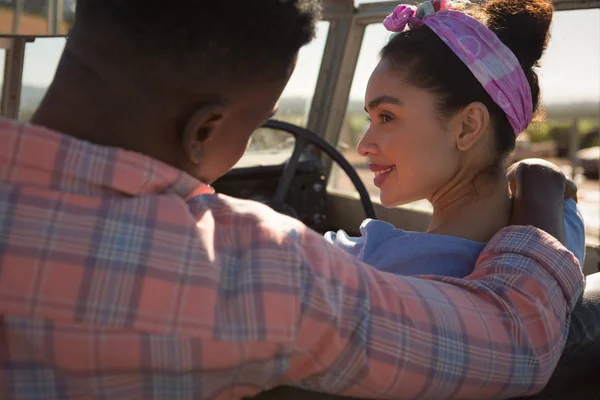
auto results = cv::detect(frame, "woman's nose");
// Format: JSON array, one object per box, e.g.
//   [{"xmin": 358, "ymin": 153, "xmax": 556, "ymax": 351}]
[{"xmin": 357, "ymin": 129, "xmax": 379, "ymax": 157}]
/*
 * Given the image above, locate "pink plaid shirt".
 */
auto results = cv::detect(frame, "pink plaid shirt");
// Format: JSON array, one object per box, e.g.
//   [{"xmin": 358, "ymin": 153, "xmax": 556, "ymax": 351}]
[{"xmin": 0, "ymin": 119, "xmax": 584, "ymax": 399}]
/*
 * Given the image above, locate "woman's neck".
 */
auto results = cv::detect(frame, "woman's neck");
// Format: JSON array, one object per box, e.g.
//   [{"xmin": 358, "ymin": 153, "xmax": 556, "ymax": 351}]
[{"xmin": 427, "ymin": 172, "xmax": 512, "ymax": 243}]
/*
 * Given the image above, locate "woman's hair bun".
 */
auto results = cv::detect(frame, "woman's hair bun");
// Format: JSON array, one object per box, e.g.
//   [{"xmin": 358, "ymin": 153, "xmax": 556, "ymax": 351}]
[{"xmin": 484, "ymin": 0, "xmax": 553, "ymax": 69}]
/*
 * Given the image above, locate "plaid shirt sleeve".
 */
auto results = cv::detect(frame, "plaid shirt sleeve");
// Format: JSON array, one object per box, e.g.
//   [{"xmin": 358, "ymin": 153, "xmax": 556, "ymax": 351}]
[
  {"xmin": 236, "ymin": 200, "xmax": 582, "ymax": 399},
  {"xmin": 0, "ymin": 188, "xmax": 584, "ymax": 400},
  {"xmin": 286, "ymin": 222, "xmax": 582, "ymax": 399}
]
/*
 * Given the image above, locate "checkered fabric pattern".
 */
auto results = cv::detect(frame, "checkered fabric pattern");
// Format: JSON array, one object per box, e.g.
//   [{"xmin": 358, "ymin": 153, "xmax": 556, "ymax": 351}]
[{"xmin": 0, "ymin": 119, "xmax": 584, "ymax": 399}]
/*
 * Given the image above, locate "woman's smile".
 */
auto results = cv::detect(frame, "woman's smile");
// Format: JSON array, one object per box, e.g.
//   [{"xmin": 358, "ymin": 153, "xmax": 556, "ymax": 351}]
[{"xmin": 369, "ymin": 164, "xmax": 396, "ymax": 187}]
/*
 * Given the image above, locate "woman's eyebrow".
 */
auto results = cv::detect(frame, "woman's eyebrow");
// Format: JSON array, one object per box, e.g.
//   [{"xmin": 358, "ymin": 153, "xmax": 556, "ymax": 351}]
[{"xmin": 365, "ymin": 95, "xmax": 403, "ymax": 112}]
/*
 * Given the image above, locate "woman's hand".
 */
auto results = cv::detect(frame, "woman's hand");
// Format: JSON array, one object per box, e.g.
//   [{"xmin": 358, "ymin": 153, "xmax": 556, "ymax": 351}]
[{"xmin": 508, "ymin": 159, "xmax": 569, "ymax": 245}]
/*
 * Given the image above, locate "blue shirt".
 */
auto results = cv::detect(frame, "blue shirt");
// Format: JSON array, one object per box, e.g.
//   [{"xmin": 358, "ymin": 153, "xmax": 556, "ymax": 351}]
[{"xmin": 325, "ymin": 199, "xmax": 585, "ymax": 277}]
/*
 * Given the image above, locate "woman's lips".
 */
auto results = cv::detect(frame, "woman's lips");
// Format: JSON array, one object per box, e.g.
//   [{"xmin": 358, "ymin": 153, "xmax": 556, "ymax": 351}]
[{"xmin": 369, "ymin": 164, "xmax": 396, "ymax": 187}]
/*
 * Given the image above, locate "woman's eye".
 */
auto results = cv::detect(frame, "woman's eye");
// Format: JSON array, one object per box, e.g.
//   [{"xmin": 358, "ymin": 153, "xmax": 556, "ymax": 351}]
[
  {"xmin": 366, "ymin": 112, "xmax": 393, "ymax": 124},
  {"xmin": 381, "ymin": 114, "xmax": 392, "ymax": 123}
]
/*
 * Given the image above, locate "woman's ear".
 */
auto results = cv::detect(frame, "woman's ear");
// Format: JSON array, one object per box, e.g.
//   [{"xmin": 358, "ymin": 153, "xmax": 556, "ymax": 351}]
[
  {"xmin": 181, "ymin": 103, "xmax": 226, "ymax": 164},
  {"xmin": 455, "ymin": 102, "xmax": 490, "ymax": 152}
]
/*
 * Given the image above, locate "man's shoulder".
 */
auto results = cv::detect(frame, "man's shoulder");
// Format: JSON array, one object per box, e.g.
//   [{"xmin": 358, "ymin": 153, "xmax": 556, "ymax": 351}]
[{"xmin": 188, "ymin": 193, "xmax": 308, "ymax": 237}]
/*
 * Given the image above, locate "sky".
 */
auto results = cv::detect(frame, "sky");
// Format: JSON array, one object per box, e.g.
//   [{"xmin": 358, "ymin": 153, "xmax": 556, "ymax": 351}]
[{"xmin": 1, "ymin": 4, "xmax": 599, "ymax": 106}]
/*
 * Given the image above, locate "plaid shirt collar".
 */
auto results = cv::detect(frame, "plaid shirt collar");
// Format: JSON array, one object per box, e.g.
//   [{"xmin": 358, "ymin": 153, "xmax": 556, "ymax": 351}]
[{"xmin": 0, "ymin": 118, "xmax": 214, "ymax": 199}]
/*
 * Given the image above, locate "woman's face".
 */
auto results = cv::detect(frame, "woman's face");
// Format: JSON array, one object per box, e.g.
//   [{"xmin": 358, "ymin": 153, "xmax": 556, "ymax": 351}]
[{"xmin": 358, "ymin": 58, "xmax": 462, "ymax": 207}]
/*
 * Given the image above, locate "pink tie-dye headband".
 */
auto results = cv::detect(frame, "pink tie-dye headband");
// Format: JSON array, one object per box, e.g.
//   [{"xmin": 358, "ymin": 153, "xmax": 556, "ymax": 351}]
[{"xmin": 383, "ymin": 0, "xmax": 533, "ymax": 135}]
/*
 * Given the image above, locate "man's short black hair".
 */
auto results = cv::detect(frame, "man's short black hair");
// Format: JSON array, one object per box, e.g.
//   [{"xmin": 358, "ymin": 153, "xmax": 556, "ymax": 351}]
[{"xmin": 73, "ymin": 0, "xmax": 322, "ymax": 91}]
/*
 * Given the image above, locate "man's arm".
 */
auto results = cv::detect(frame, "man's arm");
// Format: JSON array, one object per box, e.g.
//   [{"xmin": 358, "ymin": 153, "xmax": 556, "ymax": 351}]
[
  {"xmin": 273, "ymin": 223, "xmax": 582, "ymax": 399},
  {"xmin": 255, "ymin": 160, "xmax": 582, "ymax": 398},
  {"xmin": 181, "ymin": 160, "xmax": 580, "ymax": 399},
  {"xmin": 0, "ymin": 163, "xmax": 581, "ymax": 400}
]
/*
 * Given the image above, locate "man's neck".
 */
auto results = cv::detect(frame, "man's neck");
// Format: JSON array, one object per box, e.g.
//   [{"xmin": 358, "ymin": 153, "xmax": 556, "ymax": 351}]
[
  {"xmin": 32, "ymin": 85, "xmax": 107, "ymax": 145},
  {"xmin": 31, "ymin": 65, "xmax": 181, "ymax": 169},
  {"xmin": 32, "ymin": 50, "xmax": 123, "ymax": 145}
]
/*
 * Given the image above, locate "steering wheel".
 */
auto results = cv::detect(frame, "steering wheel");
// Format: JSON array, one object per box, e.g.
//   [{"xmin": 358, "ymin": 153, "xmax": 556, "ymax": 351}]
[{"xmin": 264, "ymin": 119, "xmax": 376, "ymax": 220}]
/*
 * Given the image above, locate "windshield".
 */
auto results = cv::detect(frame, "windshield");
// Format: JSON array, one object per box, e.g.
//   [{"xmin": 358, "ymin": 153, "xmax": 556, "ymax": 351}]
[
  {"xmin": 0, "ymin": 21, "xmax": 330, "ymax": 169},
  {"xmin": 237, "ymin": 21, "xmax": 330, "ymax": 168}
]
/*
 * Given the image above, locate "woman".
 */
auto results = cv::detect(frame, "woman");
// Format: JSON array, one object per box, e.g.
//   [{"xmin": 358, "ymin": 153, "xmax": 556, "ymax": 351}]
[{"xmin": 326, "ymin": 0, "xmax": 586, "ymax": 274}]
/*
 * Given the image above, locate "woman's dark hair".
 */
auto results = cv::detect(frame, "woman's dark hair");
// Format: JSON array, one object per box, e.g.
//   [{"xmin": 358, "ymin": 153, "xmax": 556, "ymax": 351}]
[{"xmin": 381, "ymin": 0, "xmax": 553, "ymax": 166}]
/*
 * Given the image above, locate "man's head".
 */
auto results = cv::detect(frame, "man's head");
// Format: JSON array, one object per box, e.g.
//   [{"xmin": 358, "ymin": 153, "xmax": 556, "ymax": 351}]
[{"xmin": 33, "ymin": 0, "xmax": 321, "ymax": 183}]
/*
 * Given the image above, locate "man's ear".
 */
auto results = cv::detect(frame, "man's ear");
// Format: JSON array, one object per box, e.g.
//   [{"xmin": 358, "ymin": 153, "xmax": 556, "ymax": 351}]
[
  {"xmin": 455, "ymin": 102, "xmax": 490, "ymax": 152},
  {"xmin": 182, "ymin": 103, "xmax": 226, "ymax": 164}
]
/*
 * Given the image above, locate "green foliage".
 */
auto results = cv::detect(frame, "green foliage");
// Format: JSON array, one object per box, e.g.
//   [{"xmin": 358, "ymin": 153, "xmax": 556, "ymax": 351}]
[
  {"xmin": 525, "ymin": 119, "xmax": 599, "ymax": 151},
  {"xmin": 581, "ymin": 129, "xmax": 600, "ymax": 149},
  {"xmin": 525, "ymin": 122, "xmax": 554, "ymax": 143},
  {"xmin": 547, "ymin": 124, "xmax": 573, "ymax": 156}
]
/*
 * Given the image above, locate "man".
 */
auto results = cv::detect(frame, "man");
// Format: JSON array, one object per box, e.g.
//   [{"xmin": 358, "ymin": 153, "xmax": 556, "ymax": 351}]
[{"xmin": 0, "ymin": 0, "xmax": 583, "ymax": 399}]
